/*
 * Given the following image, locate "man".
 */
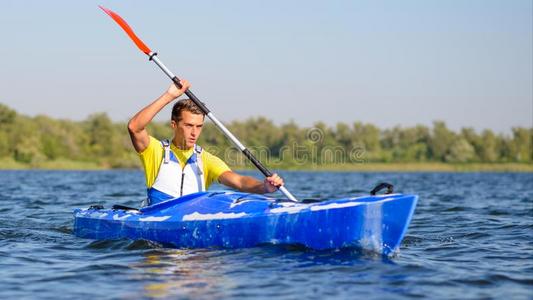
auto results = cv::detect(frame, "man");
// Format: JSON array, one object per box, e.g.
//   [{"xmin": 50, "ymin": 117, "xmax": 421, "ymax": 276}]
[{"xmin": 128, "ymin": 79, "xmax": 284, "ymax": 206}]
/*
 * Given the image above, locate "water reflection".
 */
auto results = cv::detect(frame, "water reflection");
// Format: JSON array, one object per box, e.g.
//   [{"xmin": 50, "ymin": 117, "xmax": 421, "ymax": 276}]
[
  {"xmin": 130, "ymin": 244, "xmax": 396, "ymax": 298},
  {"xmin": 133, "ymin": 249, "xmax": 224, "ymax": 299}
]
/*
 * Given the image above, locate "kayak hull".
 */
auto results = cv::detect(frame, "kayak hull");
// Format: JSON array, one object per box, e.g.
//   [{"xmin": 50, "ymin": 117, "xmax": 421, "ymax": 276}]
[{"xmin": 73, "ymin": 191, "xmax": 417, "ymax": 255}]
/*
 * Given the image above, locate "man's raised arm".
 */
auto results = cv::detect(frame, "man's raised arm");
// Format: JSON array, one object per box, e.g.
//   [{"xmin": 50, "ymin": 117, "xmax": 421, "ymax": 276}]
[{"xmin": 127, "ymin": 80, "xmax": 190, "ymax": 153}]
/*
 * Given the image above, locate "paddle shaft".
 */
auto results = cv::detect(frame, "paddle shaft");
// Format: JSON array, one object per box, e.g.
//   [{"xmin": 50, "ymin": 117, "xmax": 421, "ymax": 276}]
[{"xmin": 149, "ymin": 54, "xmax": 298, "ymax": 202}]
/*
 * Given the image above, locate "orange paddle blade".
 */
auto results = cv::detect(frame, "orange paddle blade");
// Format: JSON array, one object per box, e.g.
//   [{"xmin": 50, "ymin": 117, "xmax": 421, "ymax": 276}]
[{"xmin": 99, "ymin": 5, "xmax": 151, "ymax": 55}]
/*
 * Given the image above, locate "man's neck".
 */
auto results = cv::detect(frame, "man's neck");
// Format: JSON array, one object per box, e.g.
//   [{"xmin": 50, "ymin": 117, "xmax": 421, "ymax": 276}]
[{"xmin": 172, "ymin": 138, "xmax": 193, "ymax": 151}]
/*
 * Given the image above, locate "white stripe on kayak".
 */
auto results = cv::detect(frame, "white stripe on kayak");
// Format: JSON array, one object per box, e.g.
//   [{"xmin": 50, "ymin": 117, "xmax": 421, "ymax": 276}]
[
  {"xmin": 269, "ymin": 197, "xmax": 397, "ymax": 214},
  {"xmin": 229, "ymin": 200, "xmax": 251, "ymax": 209},
  {"xmin": 309, "ymin": 201, "xmax": 364, "ymax": 211},
  {"xmin": 113, "ymin": 214, "xmax": 132, "ymax": 221},
  {"xmin": 182, "ymin": 212, "xmax": 247, "ymax": 221},
  {"xmin": 139, "ymin": 216, "xmax": 171, "ymax": 222},
  {"xmin": 269, "ymin": 206, "xmax": 306, "ymax": 214},
  {"xmin": 374, "ymin": 193, "xmax": 401, "ymax": 197},
  {"xmin": 90, "ymin": 212, "xmax": 109, "ymax": 218}
]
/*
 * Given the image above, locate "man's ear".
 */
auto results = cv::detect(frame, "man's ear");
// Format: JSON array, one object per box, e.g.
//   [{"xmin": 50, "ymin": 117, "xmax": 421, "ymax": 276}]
[{"xmin": 170, "ymin": 120, "xmax": 177, "ymax": 129}]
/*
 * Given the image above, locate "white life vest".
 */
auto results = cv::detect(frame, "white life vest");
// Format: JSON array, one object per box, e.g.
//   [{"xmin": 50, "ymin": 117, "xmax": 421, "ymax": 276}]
[{"xmin": 146, "ymin": 140, "xmax": 205, "ymax": 205}]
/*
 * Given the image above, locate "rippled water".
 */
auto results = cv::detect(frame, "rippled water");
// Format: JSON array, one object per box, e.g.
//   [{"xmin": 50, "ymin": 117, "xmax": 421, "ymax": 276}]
[{"xmin": 1, "ymin": 170, "xmax": 531, "ymax": 299}]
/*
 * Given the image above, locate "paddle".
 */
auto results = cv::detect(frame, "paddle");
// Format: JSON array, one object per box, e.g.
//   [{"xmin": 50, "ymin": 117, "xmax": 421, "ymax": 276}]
[{"xmin": 98, "ymin": 6, "xmax": 298, "ymax": 202}]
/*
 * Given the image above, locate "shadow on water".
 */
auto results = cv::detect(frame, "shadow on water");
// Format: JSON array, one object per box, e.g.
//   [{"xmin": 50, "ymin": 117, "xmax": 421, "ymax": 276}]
[
  {"xmin": 82, "ymin": 238, "xmax": 396, "ymax": 264},
  {"xmin": 85, "ymin": 239, "xmax": 164, "ymax": 251}
]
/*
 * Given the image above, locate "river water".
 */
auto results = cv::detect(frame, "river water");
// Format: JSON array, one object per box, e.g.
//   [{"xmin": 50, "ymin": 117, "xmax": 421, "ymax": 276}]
[{"xmin": 0, "ymin": 170, "xmax": 531, "ymax": 299}]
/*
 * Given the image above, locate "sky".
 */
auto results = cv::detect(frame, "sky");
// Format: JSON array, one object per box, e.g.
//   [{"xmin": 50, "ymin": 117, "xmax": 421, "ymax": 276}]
[{"xmin": 0, "ymin": 0, "xmax": 531, "ymax": 134}]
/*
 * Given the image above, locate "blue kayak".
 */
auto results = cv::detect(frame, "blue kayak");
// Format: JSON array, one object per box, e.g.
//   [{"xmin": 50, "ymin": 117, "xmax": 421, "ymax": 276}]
[{"xmin": 73, "ymin": 191, "xmax": 417, "ymax": 255}]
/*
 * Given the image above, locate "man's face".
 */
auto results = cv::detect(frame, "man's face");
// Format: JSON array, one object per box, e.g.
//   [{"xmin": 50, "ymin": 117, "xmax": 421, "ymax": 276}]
[{"xmin": 171, "ymin": 111, "xmax": 204, "ymax": 149}]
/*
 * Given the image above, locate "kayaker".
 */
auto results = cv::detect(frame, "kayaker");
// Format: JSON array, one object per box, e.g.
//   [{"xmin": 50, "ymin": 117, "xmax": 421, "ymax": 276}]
[{"xmin": 128, "ymin": 79, "xmax": 284, "ymax": 206}]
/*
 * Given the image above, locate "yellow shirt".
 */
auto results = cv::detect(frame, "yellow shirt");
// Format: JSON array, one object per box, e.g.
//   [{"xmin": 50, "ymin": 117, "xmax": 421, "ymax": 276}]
[{"xmin": 139, "ymin": 136, "xmax": 231, "ymax": 189}]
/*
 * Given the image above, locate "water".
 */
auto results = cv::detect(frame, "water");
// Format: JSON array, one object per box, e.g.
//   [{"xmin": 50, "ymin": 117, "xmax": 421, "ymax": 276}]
[{"xmin": 1, "ymin": 170, "xmax": 531, "ymax": 300}]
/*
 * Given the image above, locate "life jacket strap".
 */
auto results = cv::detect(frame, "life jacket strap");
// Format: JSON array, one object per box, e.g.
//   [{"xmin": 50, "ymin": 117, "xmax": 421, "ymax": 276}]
[{"xmin": 162, "ymin": 139, "xmax": 170, "ymax": 164}]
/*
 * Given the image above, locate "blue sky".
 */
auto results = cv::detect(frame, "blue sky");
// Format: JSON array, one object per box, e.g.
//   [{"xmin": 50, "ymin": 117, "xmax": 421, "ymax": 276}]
[{"xmin": 1, "ymin": 0, "xmax": 531, "ymax": 133}]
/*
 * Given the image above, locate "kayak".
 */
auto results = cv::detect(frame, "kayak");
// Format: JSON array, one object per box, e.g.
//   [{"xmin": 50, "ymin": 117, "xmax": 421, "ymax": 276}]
[{"xmin": 73, "ymin": 191, "xmax": 417, "ymax": 255}]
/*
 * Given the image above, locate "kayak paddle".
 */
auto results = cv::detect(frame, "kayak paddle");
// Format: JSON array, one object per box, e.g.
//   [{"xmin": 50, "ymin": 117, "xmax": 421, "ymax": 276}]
[{"xmin": 98, "ymin": 6, "xmax": 298, "ymax": 202}]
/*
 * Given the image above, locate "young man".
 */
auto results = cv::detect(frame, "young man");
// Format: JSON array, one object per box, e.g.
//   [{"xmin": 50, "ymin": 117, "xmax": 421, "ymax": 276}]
[{"xmin": 128, "ymin": 79, "xmax": 284, "ymax": 206}]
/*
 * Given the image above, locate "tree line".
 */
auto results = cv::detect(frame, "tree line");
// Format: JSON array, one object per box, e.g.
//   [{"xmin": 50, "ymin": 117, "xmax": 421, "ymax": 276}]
[{"xmin": 0, "ymin": 103, "xmax": 531, "ymax": 169}]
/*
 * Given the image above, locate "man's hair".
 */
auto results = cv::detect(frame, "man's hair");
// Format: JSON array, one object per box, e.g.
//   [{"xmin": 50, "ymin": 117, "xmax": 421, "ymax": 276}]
[{"xmin": 171, "ymin": 99, "xmax": 205, "ymax": 122}]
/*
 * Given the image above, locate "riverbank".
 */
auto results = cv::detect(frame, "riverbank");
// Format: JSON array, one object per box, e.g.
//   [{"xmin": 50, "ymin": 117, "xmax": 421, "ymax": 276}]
[
  {"xmin": 0, "ymin": 158, "xmax": 103, "ymax": 170},
  {"xmin": 283, "ymin": 162, "xmax": 533, "ymax": 172},
  {"xmin": 1, "ymin": 157, "xmax": 531, "ymax": 172}
]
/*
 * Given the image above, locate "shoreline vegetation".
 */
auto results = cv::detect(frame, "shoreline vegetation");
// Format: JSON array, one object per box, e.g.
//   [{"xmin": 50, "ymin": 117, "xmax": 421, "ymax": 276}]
[
  {"xmin": 0, "ymin": 157, "xmax": 531, "ymax": 172},
  {"xmin": 0, "ymin": 103, "xmax": 531, "ymax": 172}
]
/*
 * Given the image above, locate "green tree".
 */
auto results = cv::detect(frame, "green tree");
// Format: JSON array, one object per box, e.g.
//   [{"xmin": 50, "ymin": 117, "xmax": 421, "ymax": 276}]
[
  {"xmin": 349, "ymin": 122, "xmax": 381, "ymax": 162},
  {"xmin": 85, "ymin": 113, "xmax": 115, "ymax": 157},
  {"xmin": 445, "ymin": 138, "xmax": 476, "ymax": 163},
  {"xmin": 479, "ymin": 129, "xmax": 499, "ymax": 162},
  {"xmin": 10, "ymin": 116, "xmax": 43, "ymax": 163},
  {"xmin": 0, "ymin": 104, "xmax": 16, "ymax": 125},
  {"xmin": 510, "ymin": 127, "xmax": 532, "ymax": 162},
  {"xmin": 0, "ymin": 104, "xmax": 18, "ymax": 157},
  {"xmin": 429, "ymin": 121, "xmax": 455, "ymax": 161},
  {"xmin": 383, "ymin": 125, "xmax": 431, "ymax": 162},
  {"xmin": 460, "ymin": 127, "xmax": 482, "ymax": 162}
]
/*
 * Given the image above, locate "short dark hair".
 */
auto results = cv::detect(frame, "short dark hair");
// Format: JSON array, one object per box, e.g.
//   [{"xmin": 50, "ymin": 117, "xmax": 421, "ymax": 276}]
[{"xmin": 171, "ymin": 99, "xmax": 205, "ymax": 122}]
